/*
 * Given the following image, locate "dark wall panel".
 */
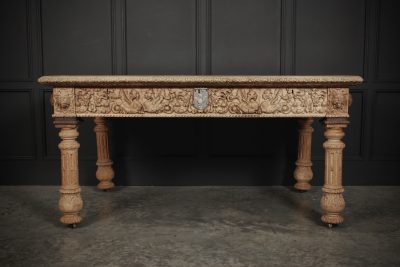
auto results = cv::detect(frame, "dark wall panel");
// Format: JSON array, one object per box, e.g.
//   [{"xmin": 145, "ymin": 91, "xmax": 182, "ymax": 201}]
[
  {"xmin": 211, "ymin": 0, "xmax": 281, "ymax": 74},
  {"xmin": 0, "ymin": 91, "xmax": 34, "ymax": 159},
  {"xmin": 110, "ymin": 119, "xmax": 198, "ymax": 158},
  {"xmin": 376, "ymin": 0, "xmax": 400, "ymax": 81},
  {"xmin": 295, "ymin": 0, "xmax": 365, "ymax": 75},
  {"xmin": 209, "ymin": 119, "xmax": 297, "ymax": 157},
  {"xmin": 41, "ymin": 0, "xmax": 112, "ymax": 74},
  {"xmin": 126, "ymin": 0, "xmax": 197, "ymax": 74},
  {"xmin": 371, "ymin": 91, "xmax": 400, "ymax": 159},
  {"xmin": 0, "ymin": 0, "xmax": 29, "ymax": 80}
]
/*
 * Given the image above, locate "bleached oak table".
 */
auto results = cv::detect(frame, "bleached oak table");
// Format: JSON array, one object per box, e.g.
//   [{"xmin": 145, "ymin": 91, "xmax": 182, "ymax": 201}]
[{"xmin": 38, "ymin": 75, "xmax": 363, "ymax": 228}]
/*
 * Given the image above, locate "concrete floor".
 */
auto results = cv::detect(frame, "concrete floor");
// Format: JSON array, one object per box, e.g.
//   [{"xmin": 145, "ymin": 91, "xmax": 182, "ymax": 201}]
[{"xmin": 0, "ymin": 186, "xmax": 399, "ymax": 267}]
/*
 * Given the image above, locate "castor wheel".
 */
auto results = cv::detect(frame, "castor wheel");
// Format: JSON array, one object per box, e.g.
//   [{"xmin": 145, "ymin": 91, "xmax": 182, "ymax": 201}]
[
  {"xmin": 103, "ymin": 189, "xmax": 110, "ymax": 192},
  {"xmin": 327, "ymin": 223, "xmax": 337, "ymax": 229},
  {"xmin": 68, "ymin": 223, "xmax": 77, "ymax": 229}
]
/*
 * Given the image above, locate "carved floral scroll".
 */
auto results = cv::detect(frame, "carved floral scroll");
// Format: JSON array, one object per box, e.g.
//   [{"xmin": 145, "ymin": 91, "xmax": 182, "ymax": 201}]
[{"xmin": 52, "ymin": 88, "xmax": 350, "ymax": 117}]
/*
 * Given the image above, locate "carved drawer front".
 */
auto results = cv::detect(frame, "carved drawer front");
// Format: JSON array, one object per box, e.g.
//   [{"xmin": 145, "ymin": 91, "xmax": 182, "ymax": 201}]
[{"xmin": 52, "ymin": 87, "xmax": 349, "ymax": 118}]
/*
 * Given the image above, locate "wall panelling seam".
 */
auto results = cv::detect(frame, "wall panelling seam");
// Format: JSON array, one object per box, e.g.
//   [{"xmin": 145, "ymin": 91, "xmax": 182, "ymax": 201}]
[
  {"xmin": 111, "ymin": 0, "xmax": 127, "ymax": 75},
  {"xmin": 0, "ymin": 89, "xmax": 36, "ymax": 160},
  {"xmin": 280, "ymin": 0, "xmax": 296, "ymax": 75}
]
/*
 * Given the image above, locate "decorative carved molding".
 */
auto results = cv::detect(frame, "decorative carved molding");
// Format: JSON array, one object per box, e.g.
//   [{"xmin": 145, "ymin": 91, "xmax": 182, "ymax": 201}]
[
  {"xmin": 75, "ymin": 88, "xmax": 109, "ymax": 114},
  {"xmin": 38, "ymin": 75, "xmax": 364, "ymax": 88},
  {"xmin": 107, "ymin": 88, "xmax": 329, "ymax": 116},
  {"xmin": 53, "ymin": 88, "xmax": 340, "ymax": 117}
]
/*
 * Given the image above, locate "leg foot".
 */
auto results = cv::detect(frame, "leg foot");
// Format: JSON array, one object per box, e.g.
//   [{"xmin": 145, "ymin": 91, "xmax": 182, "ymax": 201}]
[
  {"xmin": 294, "ymin": 182, "xmax": 311, "ymax": 191},
  {"xmin": 321, "ymin": 190, "xmax": 345, "ymax": 225},
  {"xmin": 59, "ymin": 192, "xmax": 83, "ymax": 225},
  {"xmin": 294, "ymin": 188, "xmax": 308, "ymax": 193},
  {"xmin": 294, "ymin": 118, "xmax": 314, "ymax": 191},
  {"xmin": 96, "ymin": 172, "xmax": 114, "ymax": 190}
]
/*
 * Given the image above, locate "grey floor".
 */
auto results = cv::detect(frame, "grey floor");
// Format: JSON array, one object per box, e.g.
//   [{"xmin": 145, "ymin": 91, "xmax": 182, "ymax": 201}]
[{"xmin": 0, "ymin": 186, "xmax": 399, "ymax": 267}]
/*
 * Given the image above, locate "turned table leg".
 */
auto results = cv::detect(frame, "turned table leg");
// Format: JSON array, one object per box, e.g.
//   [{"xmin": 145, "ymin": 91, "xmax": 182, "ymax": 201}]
[
  {"xmin": 320, "ymin": 118, "xmax": 348, "ymax": 226},
  {"xmin": 54, "ymin": 118, "xmax": 83, "ymax": 227},
  {"xmin": 94, "ymin": 117, "xmax": 115, "ymax": 190},
  {"xmin": 294, "ymin": 118, "xmax": 314, "ymax": 191}
]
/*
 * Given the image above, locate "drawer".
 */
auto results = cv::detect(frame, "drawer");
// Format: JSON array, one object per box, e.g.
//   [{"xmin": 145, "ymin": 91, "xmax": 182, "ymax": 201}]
[{"xmin": 52, "ymin": 87, "xmax": 349, "ymax": 118}]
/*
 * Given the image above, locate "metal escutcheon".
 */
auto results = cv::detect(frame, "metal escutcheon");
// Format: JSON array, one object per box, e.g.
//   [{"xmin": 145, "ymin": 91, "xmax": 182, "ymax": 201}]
[{"xmin": 193, "ymin": 88, "xmax": 208, "ymax": 110}]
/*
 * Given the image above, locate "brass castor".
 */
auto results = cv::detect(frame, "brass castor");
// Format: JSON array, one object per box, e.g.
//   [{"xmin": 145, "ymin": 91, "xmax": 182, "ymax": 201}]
[{"xmin": 68, "ymin": 223, "xmax": 77, "ymax": 229}]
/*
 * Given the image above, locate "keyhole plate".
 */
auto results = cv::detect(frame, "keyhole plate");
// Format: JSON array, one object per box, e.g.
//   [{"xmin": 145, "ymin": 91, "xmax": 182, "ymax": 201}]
[{"xmin": 193, "ymin": 88, "xmax": 208, "ymax": 110}]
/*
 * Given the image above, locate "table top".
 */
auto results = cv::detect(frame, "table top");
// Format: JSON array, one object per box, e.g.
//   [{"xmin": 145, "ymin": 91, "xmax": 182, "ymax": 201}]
[{"xmin": 38, "ymin": 75, "xmax": 363, "ymax": 88}]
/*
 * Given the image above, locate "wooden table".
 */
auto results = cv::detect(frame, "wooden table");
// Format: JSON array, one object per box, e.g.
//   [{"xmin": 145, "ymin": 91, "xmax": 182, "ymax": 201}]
[{"xmin": 38, "ymin": 75, "xmax": 363, "ymax": 228}]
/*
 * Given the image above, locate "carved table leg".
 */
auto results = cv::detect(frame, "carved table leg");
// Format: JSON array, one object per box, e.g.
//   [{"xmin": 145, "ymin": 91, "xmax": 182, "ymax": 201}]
[
  {"xmin": 54, "ymin": 118, "xmax": 83, "ymax": 226},
  {"xmin": 94, "ymin": 117, "xmax": 115, "ymax": 190},
  {"xmin": 294, "ymin": 118, "xmax": 314, "ymax": 191},
  {"xmin": 320, "ymin": 118, "xmax": 348, "ymax": 226}
]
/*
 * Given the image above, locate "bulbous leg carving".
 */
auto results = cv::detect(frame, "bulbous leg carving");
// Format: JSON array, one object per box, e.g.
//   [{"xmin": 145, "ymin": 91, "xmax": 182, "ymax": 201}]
[
  {"xmin": 55, "ymin": 118, "xmax": 83, "ymax": 225},
  {"xmin": 294, "ymin": 118, "xmax": 314, "ymax": 191},
  {"xmin": 321, "ymin": 189, "xmax": 345, "ymax": 225},
  {"xmin": 94, "ymin": 117, "xmax": 115, "ymax": 190},
  {"xmin": 320, "ymin": 118, "xmax": 348, "ymax": 226}
]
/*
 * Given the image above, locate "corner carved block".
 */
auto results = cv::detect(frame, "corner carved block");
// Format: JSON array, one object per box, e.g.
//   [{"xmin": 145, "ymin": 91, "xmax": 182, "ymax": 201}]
[
  {"xmin": 327, "ymin": 88, "xmax": 350, "ymax": 117},
  {"xmin": 53, "ymin": 88, "xmax": 75, "ymax": 117}
]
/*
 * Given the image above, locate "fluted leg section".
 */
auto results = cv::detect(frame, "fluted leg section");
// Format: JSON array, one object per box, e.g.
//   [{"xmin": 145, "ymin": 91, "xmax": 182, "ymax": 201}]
[
  {"xmin": 320, "ymin": 118, "xmax": 348, "ymax": 226},
  {"xmin": 54, "ymin": 118, "xmax": 83, "ymax": 225},
  {"xmin": 294, "ymin": 118, "xmax": 314, "ymax": 191},
  {"xmin": 94, "ymin": 117, "xmax": 115, "ymax": 190}
]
